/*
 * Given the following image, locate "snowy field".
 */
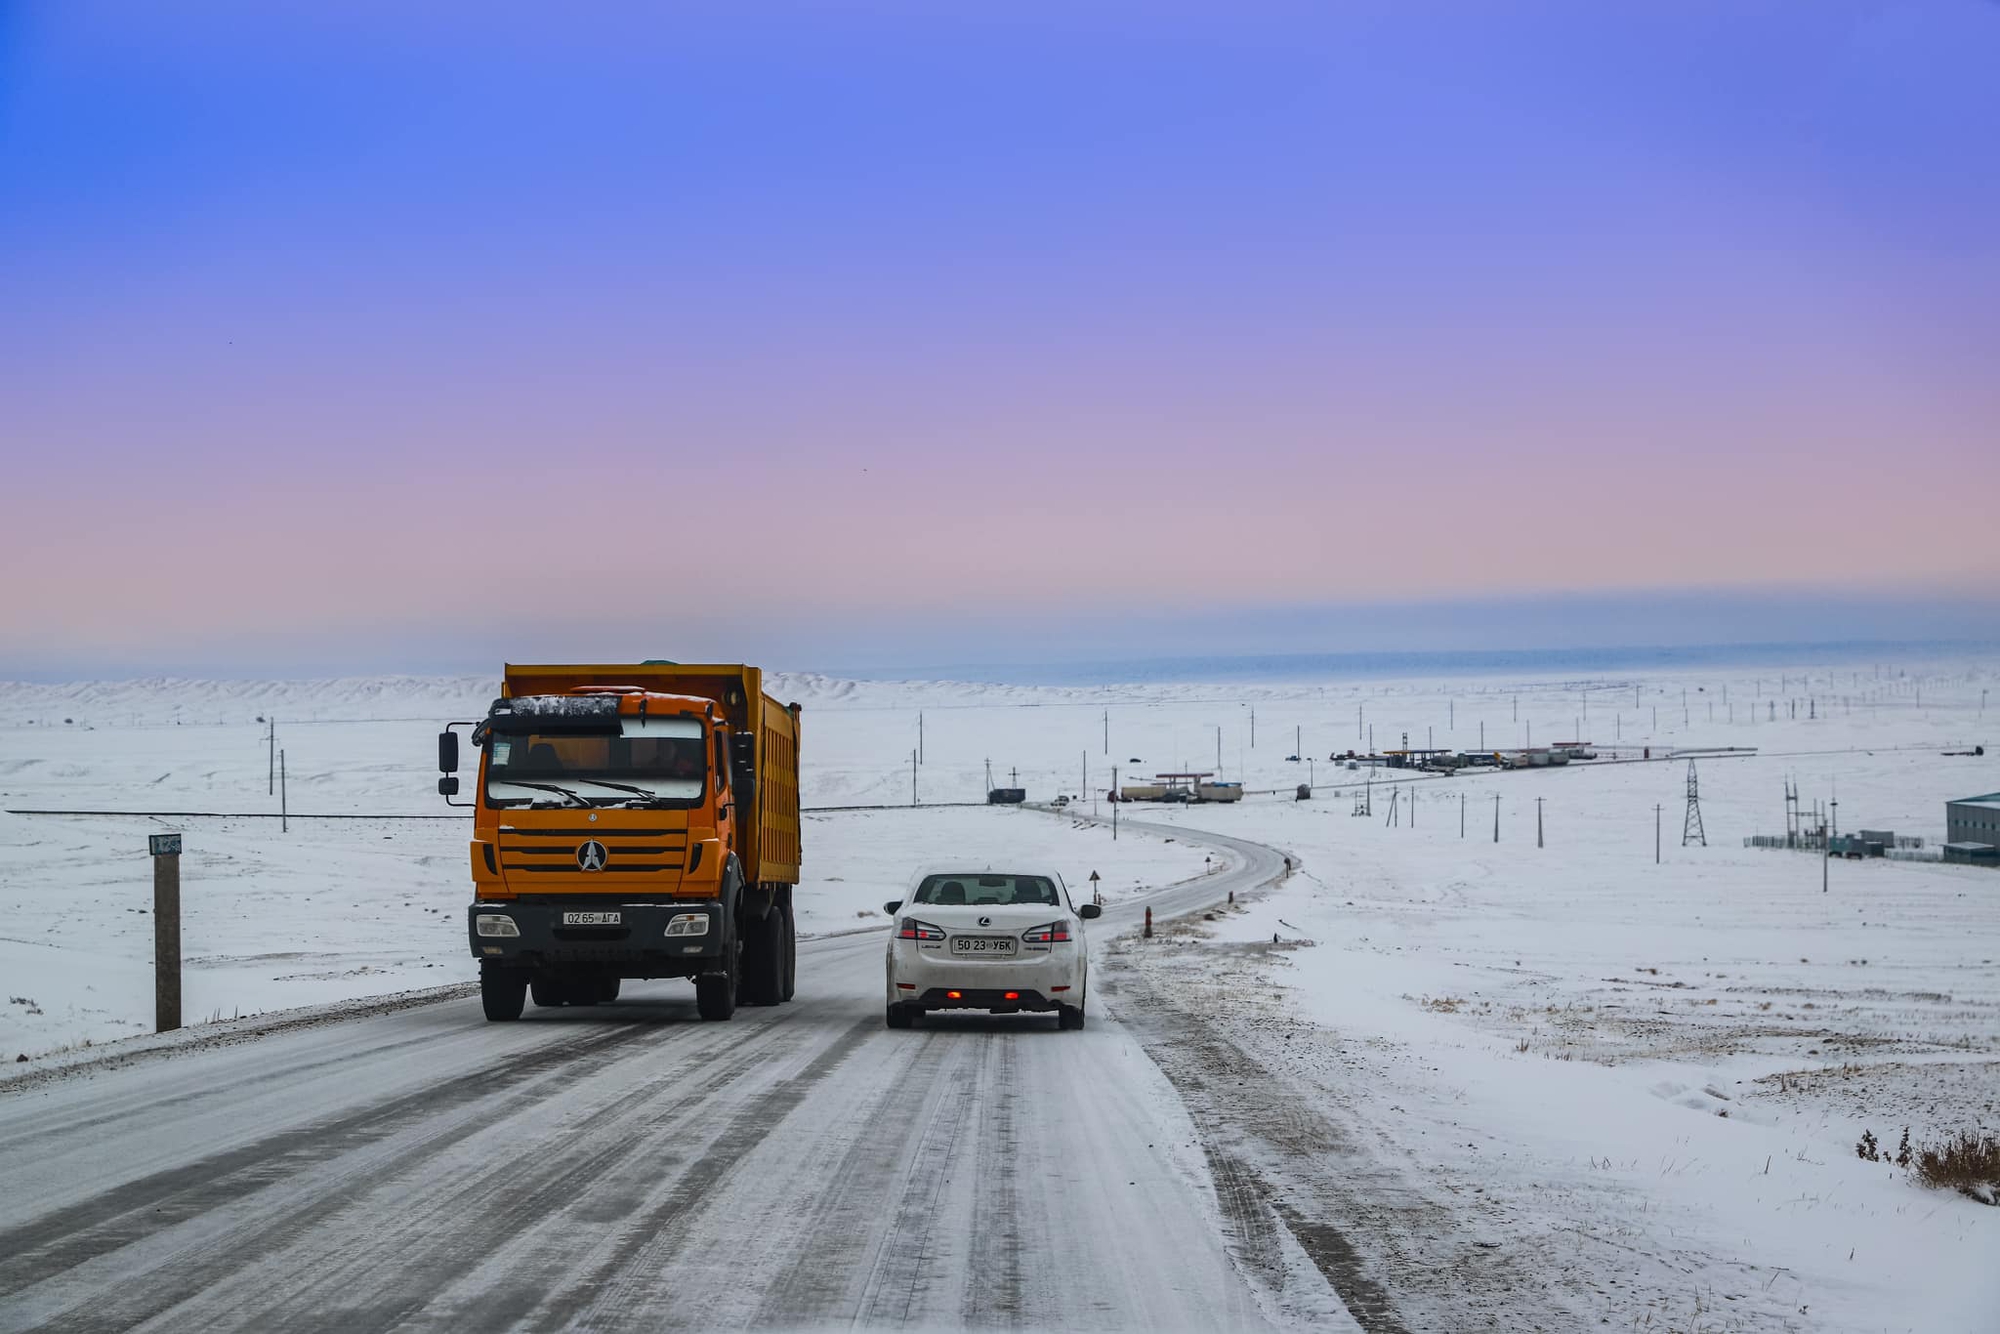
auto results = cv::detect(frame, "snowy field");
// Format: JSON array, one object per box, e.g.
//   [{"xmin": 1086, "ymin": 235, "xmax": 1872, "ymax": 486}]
[{"xmin": 3, "ymin": 654, "xmax": 1996, "ymax": 1328}]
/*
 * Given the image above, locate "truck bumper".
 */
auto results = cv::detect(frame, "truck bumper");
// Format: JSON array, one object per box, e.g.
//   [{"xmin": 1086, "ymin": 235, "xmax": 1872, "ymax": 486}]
[{"xmin": 469, "ymin": 899, "xmax": 725, "ymax": 974}]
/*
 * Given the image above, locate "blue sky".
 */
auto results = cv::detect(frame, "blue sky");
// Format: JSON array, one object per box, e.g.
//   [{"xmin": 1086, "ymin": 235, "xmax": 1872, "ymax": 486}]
[{"xmin": 2, "ymin": 3, "xmax": 1996, "ymax": 677}]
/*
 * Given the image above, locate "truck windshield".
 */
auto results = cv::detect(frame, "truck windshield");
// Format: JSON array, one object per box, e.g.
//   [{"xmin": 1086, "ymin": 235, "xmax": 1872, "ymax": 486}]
[{"xmin": 486, "ymin": 717, "xmax": 708, "ymax": 808}]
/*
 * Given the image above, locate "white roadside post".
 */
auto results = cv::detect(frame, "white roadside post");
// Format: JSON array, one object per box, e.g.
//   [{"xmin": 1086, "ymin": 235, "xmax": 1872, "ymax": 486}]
[{"xmin": 148, "ymin": 833, "xmax": 183, "ymax": 1032}]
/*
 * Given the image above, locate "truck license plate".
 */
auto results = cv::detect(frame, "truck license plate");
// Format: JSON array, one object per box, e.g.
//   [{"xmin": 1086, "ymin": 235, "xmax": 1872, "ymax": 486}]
[
  {"xmin": 951, "ymin": 936, "xmax": 1015, "ymax": 956},
  {"xmin": 562, "ymin": 911, "xmax": 621, "ymax": 926}
]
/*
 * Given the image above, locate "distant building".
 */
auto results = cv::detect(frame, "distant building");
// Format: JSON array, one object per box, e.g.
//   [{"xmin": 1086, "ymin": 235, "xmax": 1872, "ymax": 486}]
[{"xmin": 1946, "ymin": 792, "xmax": 2000, "ymax": 848}]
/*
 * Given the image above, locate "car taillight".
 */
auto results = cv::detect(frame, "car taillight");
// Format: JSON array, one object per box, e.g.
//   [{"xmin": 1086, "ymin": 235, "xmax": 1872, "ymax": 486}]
[
  {"xmin": 1021, "ymin": 921, "xmax": 1071, "ymax": 943},
  {"xmin": 898, "ymin": 918, "xmax": 946, "ymax": 941}
]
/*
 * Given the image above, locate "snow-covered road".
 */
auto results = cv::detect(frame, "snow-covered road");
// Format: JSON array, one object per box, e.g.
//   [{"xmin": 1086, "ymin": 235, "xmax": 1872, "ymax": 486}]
[{"xmin": 0, "ymin": 826, "xmax": 1335, "ymax": 1333}]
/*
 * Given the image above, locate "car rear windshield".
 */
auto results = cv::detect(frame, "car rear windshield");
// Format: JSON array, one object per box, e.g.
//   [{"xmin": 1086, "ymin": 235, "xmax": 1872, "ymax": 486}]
[{"xmin": 912, "ymin": 874, "xmax": 1059, "ymax": 906}]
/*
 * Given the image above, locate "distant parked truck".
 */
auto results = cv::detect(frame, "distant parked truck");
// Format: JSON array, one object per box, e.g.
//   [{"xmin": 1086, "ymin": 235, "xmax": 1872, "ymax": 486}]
[
  {"xmin": 987, "ymin": 787, "xmax": 1027, "ymax": 805},
  {"xmin": 437, "ymin": 662, "xmax": 801, "ymax": 1023}
]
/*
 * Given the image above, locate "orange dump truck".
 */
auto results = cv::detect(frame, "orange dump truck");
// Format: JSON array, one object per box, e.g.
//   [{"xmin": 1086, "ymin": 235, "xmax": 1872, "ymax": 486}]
[{"xmin": 437, "ymin": 663, "xmax": 801, "ymax": 1022}]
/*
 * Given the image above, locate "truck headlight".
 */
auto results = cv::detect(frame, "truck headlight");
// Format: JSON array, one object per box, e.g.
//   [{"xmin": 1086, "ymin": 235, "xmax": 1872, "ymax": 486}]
[
  {"xmin": 664, "ymin": 913, "xmax": 710, "ymax": 937},
  {"xmin": 475, "ymin": 913, "xmax": 520, "ymax": 937}
]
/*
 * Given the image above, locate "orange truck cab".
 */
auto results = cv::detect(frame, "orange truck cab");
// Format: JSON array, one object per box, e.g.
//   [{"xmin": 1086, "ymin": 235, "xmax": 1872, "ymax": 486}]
[{"xmin": 437, "ymin": 663, "xmax": 801, "ymax": 1022}]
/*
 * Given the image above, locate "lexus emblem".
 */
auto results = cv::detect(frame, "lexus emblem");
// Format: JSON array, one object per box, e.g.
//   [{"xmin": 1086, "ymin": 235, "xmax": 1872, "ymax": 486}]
[
  {"xmin": 978, "ymin": 915, "xmax": 992, "ymax": 926},
  {"xmin": 576, "ymin": 840, "xmax": 608, "ymax": 872}
]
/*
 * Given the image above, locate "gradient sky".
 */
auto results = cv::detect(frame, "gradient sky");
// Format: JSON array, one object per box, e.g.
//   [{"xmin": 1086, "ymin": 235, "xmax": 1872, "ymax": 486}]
[{"xmin": 3, "ymin": 2, "xmax": 1997, "ymax": 676}]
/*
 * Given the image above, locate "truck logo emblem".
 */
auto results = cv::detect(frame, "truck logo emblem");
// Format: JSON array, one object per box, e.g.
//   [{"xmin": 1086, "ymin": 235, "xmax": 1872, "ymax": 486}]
[{"xmin": 577, "ymin": 840, "xmax": 608, "ymax": 872}]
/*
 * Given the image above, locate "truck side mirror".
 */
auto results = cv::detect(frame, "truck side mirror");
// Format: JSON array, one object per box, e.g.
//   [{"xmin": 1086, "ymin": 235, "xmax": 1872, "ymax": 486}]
[
  {"xmin": 438, "ymin": 730, "xmax": 459, "ymax": 774},
  {"xmin": 438, "ymin": 776, "xmax": 460, "ymax": 797}
]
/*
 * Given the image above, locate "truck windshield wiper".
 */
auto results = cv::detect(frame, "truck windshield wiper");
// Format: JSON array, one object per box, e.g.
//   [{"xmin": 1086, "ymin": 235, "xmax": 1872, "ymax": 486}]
[
  {"xmin": 564, "ymin": 778, "xmax": 665, "ymax": 800},
  {"xmin": 497, "ymin": 780, "xmax": 592, "ymax": 807}
]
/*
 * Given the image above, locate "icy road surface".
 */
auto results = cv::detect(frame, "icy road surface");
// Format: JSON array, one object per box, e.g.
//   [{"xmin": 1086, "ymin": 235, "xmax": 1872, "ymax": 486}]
[{"xmin": 0, "ymin": 829, "xmax": 1338, "ymax": 1333}]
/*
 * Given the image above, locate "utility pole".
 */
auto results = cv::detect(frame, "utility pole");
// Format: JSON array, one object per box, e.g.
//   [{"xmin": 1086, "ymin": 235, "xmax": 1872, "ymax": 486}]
[
  {"xmin": 1460, "ymin": 792, "xmax": 1466, "ymax": 838},
  {"xmin": 1357, "ymin": 703, "xmax": 1362, "ymax": 741},
  {"xmin": 1536, "ymin": 796, "xmax": 1544, "ymax": 848},
  {"xmin": 911, "ymin": 749, "xmax": 918, "ymax": 806},
  {"xmin": 267, "ymin": 717, "xmax": 276, "ymax": 795},
  {"xmin": 1112, "ymin": 768, "xmax": 1119, "ymax": 840},
  {"xmin": 1296, "ymin": 724, "xmax": 1301, "ymax": 757},
  {"xmin": 1493, "ymin": 793, "xmax": 1501, "ymax": 842},
  {"xmin": 1479, "ymin": 720, "xmax": 1484, "ymax": 750},
  {"xmin": 1250, "ymin": 708, "xmax": 1255, "ymax": 748},
  {"xmin": 1215, "ymin": 727, "xmax": 1222, "ymax": 774}
]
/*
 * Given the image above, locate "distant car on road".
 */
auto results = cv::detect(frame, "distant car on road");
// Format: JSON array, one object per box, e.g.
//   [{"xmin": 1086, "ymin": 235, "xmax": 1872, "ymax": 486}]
[{"xmin": 883, "ymin": 870, "xmax": 1101, "ymax": 1030}]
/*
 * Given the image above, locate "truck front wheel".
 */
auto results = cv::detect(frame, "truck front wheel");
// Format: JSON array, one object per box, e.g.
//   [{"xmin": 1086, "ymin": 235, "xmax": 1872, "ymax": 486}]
[
  {"xmin": 481, "ymin": 966, "xmax": 527, "ymax": 1022},
  {"xmin": 696, "ymin": 934, "xmax": 738, "ymax": 1020}
]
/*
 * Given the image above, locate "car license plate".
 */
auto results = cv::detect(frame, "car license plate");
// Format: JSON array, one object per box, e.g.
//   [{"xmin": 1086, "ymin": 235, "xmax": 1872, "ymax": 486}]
[
  {"xmin": 951, "ymin": 936, "xmax": 1015, "ymax": 956},
  {"xmin": 562, "ymin": 911, "xmax": 621, "ymax": 926}
]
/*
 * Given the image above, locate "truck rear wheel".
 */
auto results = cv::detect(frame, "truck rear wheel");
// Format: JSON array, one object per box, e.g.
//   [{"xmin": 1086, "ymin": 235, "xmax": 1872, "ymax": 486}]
[
  {"xmin": 779, "ymin": 899, "xmax": 796, "ymax": 1002},
  {"xmin": 741, "ymin": 908, "xmax": 783, "ymax": 1007},
  {"xmin": 481, "ymin": 966, "xmax": 527, "ymax": 1022}
]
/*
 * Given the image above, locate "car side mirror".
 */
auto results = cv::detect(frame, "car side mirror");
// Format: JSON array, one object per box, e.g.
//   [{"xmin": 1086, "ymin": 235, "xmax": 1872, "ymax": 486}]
[
  {"xmin": 438, "ymin": 730, "xmax": 459, "ymax": 774},
  {"xmin": 883, "ymin": 900, "xmax": 902, "ymax": 915},
  {"xmin": 438, "ymin": 776, "xmax": 460, "ymax": 797},
  {"xmin": 1078, "ymin": 903, "xmax": 1102, "ymax": 920}
]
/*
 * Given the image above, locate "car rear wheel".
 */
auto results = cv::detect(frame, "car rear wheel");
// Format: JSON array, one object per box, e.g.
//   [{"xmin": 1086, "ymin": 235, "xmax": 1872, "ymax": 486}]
[
  {"xmin": 1057, "ymin": 1003, "xmax": 1086, "ymax": 1031},
  {"xmin": 885, "ymin": 1002, "xmax": 915, "ymax": 1029}
]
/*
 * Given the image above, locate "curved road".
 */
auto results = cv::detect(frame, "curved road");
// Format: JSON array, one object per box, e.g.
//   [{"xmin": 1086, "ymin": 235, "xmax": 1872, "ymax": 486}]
[{"xmin": 0, "ymin": 820, "xmax": 1303, "ymax": 1333}]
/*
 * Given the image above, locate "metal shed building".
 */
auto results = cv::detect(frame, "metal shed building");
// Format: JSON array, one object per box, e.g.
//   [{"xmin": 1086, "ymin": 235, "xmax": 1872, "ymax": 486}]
[{"xmin": 1946, "ymin": 792, "xmax": 2000, "ymax": 849}]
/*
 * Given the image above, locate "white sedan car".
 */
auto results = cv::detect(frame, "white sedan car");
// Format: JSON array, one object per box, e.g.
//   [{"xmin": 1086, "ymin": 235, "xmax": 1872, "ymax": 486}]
[{"xmin": 884, "ymin": 870, "xmax": 1101, "ymax": 1030}]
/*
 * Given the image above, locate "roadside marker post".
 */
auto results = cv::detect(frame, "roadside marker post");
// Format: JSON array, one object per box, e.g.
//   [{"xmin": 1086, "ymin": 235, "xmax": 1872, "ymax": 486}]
[
  {"xmin": 148, "ymin": 834, "xmax": 183, "ymax": 1032},
  {"xmin": 1143, "ymin": 905, "xmax": 1153, "ymax": 939},
  {"xmin": 1089, "ymin": 870, "xmax": 1102, "ymax": 906}
]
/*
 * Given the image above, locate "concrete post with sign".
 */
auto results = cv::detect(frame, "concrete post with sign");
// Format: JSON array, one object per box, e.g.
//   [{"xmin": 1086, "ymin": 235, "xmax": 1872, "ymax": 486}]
[
  {"xmin": 149, "ymin": 833, "xmax": 182, "ymax": 1032},
  {"xmin": 1089, "ymin": 870, "xmax": 1101, "ymax": 907}
]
